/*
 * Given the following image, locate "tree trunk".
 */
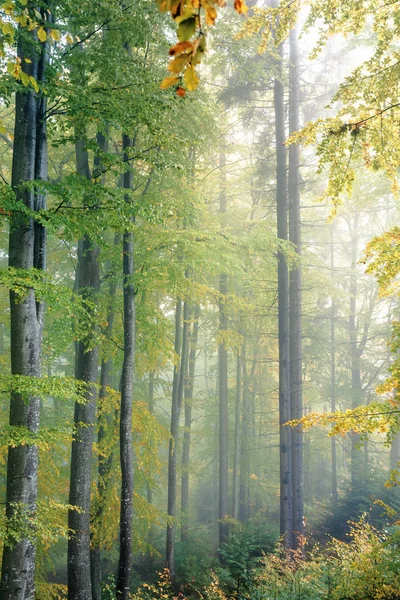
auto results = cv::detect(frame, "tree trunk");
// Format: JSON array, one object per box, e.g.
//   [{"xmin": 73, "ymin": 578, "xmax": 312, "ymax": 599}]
[
  {"xmin": 289, "ymin": 22, "xmax": 304, "ymax": 549},
  {"xmin": 166, "ymin": 297, "xmax": 189, "ymax": 579},
  {"xmin": 330, "ymin": 225, "xmax": 338, "ymax": 507},
  {"xmin": 232, "ymin": 348, "xmax": 242, "ymax": 521},
  {"xmin": 68, "ymin": 140, "xmax": 100, "ymax": 600},
  {"xmin": 348, "ymin": 215, "xmax": 362, "ymax": 492},
  {"xmin": 239, "ymin": 340, "xmax": 250, "ymax": 523},
  {"xmin": 273, "ymin": 18, "xmax": 293, "ymax": 550},
  {"xmin": 147, "ymin": 372, "xmax": 155, "ymax": 507},
  {"xmin": 181, "ymin": 304, "xmax": 200, "ymax": 542},
  {"xmin": 116, "ymin": 134, "xmax": 136, "ymax": 600},
  {"xmin": 1, "ymin": 17, "xmax": 49, "ymax": 600},
  {"xmin": 218, "ymin": 141, "xmax": 229, "ymax": 547}
]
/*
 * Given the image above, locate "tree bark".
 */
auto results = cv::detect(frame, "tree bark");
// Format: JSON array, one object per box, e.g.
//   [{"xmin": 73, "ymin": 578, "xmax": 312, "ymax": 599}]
[
  {"xmin": 273, "ymin": 17, "xmax": 293, "ymax": 549},
  {"xmin": 181, "ymin": 304, "xmax": 200, "ymax": 542},
  {"xmin": 68, "ymin": 139, "xmax": 100, "ymax": 600},
  {"xmin": 218, "ymin": 141, "xmax": 229, "ymax": 547},
  {"xmin": 289, "ymin": 22, "xmax": 304, "ymax": 549},
  {"xmin": 116, "ymin": 134, "xmax": 136, "ymax": 600},
  {"xmin": 232, "ymin": 348, "xmax": 242, "ymax": 521},
  {"xmin": 1, "ymin": 15, "xmax": 49, "ymax": 599},
  {"xmin": 166, "ymin": 297, "xmax": 189, "ymax": 579},
  {"xmin": 330, "ymin": 225, "xmax": 338, "ymax": 507},
  {"xmin": 239, "ymin": 340, "xmax": 250, "ymax": 523}
]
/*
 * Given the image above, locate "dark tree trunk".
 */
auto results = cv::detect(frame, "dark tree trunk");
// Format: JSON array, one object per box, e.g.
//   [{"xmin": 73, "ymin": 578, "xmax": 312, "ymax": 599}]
[
  {"xmin": 330, "ymin": 225, "xmax": 338, "ymax": 507},
  {"xmin": 288, "ymin": 22, "xmax": 304, "ymax": 549},
  {"xmin": 166, "ymin": 297, "xmax": 189, "ymax": 579},
  {"xmin": 273, "ymin": 20, "xmax": 293, "ymax": 550},
  {"xmin": 90, "ymin": 136, "xmax": 113, "ymax": 600},
  {"xmin": 116, "ymin": 134, "xmax": 136, "ymax": 600},
  {"xmin": 181, "ymin": 304, "xmax": 200, "ymax": 542},
  {"xmin": 218, "ymin": 141, "xmax": 229, "ymax": 547},
  {"xmin": 1, "ymin": 16, "xmax": 49, "ymax": 599},
  {"xmin": 68, "ymin": 140, "xmax": 100, "ymax": 600}
]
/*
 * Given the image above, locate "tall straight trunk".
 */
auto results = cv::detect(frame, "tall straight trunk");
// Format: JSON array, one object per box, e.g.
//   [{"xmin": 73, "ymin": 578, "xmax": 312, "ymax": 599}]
[
  {"xmin": 348, "ymin": 216, "xmax": 362, "ymax": 491},
  {"xmin": 68, "ymin": 140, "xmax": 100, "ymax": 600},
  {"xmin": 1, "ymin": 15, "xmax": 49, "ymax": 599},
  {"xmin": 239, "ymin": 340, "xmax": 250, "ymax": 522},
  {"xmin": 273, "ymin": 19, "xmax": 293, "ymax": 549},
  {"xmin": 232, "ymin": 348, "xmax": 242, "ymax": 521},
  {"xmin": 218, "ymin": 141, "xmax": 229, "ymax": 547},
  {"xmin": 330, "ymin": 225, "xmax": 338, "ymax": 507},
  {"xmin": 181, "ymin": 304, "xmax": 200, "ymax": 542},
  {"xmin": 288, "ymin": 23, "xmax": 304, "ymax": 548},
  {"xmin": 90, "ymin": 135, "xmax": 113, "ymax": 600},
  {"xmin": 166, "ymin": 298, "xmax": 189, "ymax": 579},
  {"xmin": 147, "ymin": 372, "xmax": 155, "ymax": 506},
  {"xmin": 116, "ymin": 135, "xmax": 136, "ymax": 599}
]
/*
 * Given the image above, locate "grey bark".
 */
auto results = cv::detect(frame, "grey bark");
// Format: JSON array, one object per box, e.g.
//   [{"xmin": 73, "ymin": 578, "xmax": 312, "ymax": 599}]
[
  {"xmin": 218, "ymin": 141, "xmax": 229, "ymax": 547},
  {"xmin": 68, "ymin": 139, "xmax": 100, "ymax": 600},
  {"xmin": 116, "ymin": 134, "xmax": 136, "ymax": 600},
  {"xmin": 166, "ymin": 297, "xmax": 189, "ymax": 579},
  {"xmin": 330, "ymin": 225, "xmax": 338, "ymax": 506},
  {"xmin": 1, "ymin": 16, "xmax": 49, "ymax": 599},
  {"xmin": 232, "ymin": 348, "xmax": 242, "ymax": 521},
  {"xmin": 273, "ymin": 20, "xmax": 293, "ymax": 549},
  {"xmin": 181, "ymin": 304, "xmax": 200, "ymax": 542},
  {"xmin": 288, "ymin": 23, "xmax": 304, "ymax": 548}
]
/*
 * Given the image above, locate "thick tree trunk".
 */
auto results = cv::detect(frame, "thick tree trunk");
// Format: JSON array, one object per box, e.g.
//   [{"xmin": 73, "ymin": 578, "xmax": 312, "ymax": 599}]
[
  {"xmin": 166, "ymin": 297, "xmax": 189, "ymax": 579},
  {"xmin": 218, "ymin": 141, "xmax": 229, "ymax": 547},
  {"xmin": 181, "ymin": 304, "xmax": 200, "ymax": 542},
  {"xmin": 288, "ymin": 23, "xmax": 304, "ymax": 549},
  {"xmin": 1, "ymin": 18, "xmax": 48, "ymax": 600},
  {"xmin": 68, "ymin": 140, "xmax": 100, "ymax": 600},
  {"xmin": 273, "ymin": 24, "xmax": 293, "ymax": 550},
  {"xmin": 330, "ymin": 225, "xmax": 338, "ymax": 507},
  {"xmin": 116, "ymin": 135, "xmax": 136, "ymax": 600}
]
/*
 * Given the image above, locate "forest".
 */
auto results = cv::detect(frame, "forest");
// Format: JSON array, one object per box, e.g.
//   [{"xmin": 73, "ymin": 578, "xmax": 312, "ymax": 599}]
[{"xmin": 1, "ymin": 0, "xmax": 400, "ymax": 598}]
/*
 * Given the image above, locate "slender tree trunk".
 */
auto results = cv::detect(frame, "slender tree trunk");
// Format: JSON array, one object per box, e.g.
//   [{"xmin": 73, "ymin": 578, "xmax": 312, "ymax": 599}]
[
  {"xmin": 232, "ymin": 348, "xmax": 242, "ymax": 521},
  {"xmin": 68, "ymin": 140, "xmax": 100, "ymax": 600},
  {"xmin": 289, "ymin": 22, "xmax": 304, "ymax": 549},
  {"xmin": 181, "ymin": 304, "xmax": 200, "ymax": 542},
  {"xmin": 166, "ymin": 297, "xmax": 189, "ymax": 579},
  {"xmin": 348, "ymin": 216, "xmax": 362, "ymax": 492},
  {"xmin": 239, "ymin": 340, "xmax": 250, "ymax": 523},
  {"xmin": 1, "ymin": 16, "xmax": 49, "ymax": 599},
  {"xmin": 330, "ymin": 225, "xmax": 338, "ymax": 507},
  {"xmin": 90, "ymin": 135, "xmax": 113, "ymax": 600},
  {"xmin": 273, "ymin": 18, "xmax": 293, "ymax": 549},
  {"xmin": 218, "ymin": 141, "xmax": 229, "ymax": 547},
  {"xmin": 147, "ymin": 372, "xmax": 155, "ymax": 507},
  {"xmin": 116, "ymin": 135, "xmax": 136, "ymax": 600}
]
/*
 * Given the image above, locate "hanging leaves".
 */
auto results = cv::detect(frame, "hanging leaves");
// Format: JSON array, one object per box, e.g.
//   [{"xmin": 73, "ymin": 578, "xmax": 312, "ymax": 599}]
[{"xmin": 159, "ymin": 0, "xmax": 248, "ymax": 93}]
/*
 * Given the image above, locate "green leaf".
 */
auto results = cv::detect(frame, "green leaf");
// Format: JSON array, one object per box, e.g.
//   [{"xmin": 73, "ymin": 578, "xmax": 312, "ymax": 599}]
[{"xmin": 177, "ymin": 17, "xmax": 196, "ymax": 42}]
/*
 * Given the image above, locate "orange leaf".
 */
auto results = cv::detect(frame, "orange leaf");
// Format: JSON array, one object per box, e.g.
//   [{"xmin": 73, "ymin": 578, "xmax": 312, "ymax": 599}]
[
  {"xmin": 169, "ymin": 41, "xmax": 193, "ymax": 56},
  {"xmin": 234, "ymin": 0, "xmax": 248, "ymax": 14},
  {"xmin": 176, "ymin": 86, "xmax": 186, "ymax": 97}
]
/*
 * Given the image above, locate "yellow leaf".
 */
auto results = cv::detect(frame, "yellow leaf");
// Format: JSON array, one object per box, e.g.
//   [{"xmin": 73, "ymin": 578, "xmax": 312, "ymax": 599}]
[
  {"xmin": 20, "ymin": 71, "xmax": 29, "ymax": 87},
  {"xmin": 1, "ymin": 22, "xmax": 13, "ymax": 36},
  {"xmin": 29, "ymin": 75, "xmax": 39, "ymax": 93},
  {"xmin": 160, "ymin": 75, "xmax": 179, "ymax": 89},
  {"xmin": 168, "ymin": 54, "xmax": 190, "ymax": 74},
  {"xmin": 234, "ymin": 0, "xmax": 248, "ymax": 14},
  {"xmin": 183, "ymin": 64, "xmax": 199, "ymax": 91},
  {"xmin": 50, "ymin": 29, "xmax": 61, "ymax": 41},
  {"xmin": 66, "ymin": 33, "xmax": 73, "ymax": 44},
  {"xmin": 24, "ymin": 58, "xmax": 32, "ymax": 64},
  {"xmin": 37, "ymin": 26, "xmax": 47, "ymax": 42}
]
